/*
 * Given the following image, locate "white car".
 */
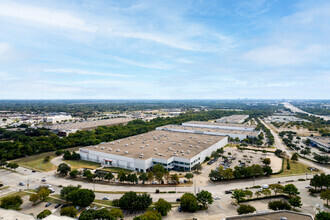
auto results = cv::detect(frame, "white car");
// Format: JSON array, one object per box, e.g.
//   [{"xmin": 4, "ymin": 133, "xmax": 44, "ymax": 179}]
[
  {"xmin": 262, "ymin": 184, "xmax": 269, "ymax": 189},
  {"xmin": 213, "ymin": 196, "xmax": 221, "ymax": 200}
]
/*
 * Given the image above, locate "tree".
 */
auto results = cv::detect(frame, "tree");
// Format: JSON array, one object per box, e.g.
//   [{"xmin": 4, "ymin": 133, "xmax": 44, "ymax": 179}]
[
  {"xmin": 261, "ymin": 189, "xmax": 271, "ymax": 197},
  {"xmin": 315, "ymin": 211, "xmax": 330, "ymax": 220},
  {"xmin": 29, "ymin": 194, "xmax": 39, "ymax": 204},
  {"xmin": 66, "ymin": 189, "xmax": 95, "ymax": 207},
  {"xmin": 69, "ymin": 169, "xmax": 79, "ymax": 178},
  {"xmin": 38, "ymin": 188, "xmax": 50, "ymax": 201},
  {"xmin": 118, "ymin": 191, "xmax": 152, "ymax": 211},
  {"xmin": 170, "ymin": 174, "xmax": 179, "ymax": 184},
  {"xmin": 244, "ymin": 190, "xmax": 253, "ymax": 199},
  {"xmin": 197, "ymin": 190, "xmax": 213, "ymax": 208},
  {"xmin": 105, "ymin": 172, "xmax": 114, "ymax": 182},
  {"xmin": 139, "ymin": 173, "xmax": 148, "ymax": 184},
  {"xmin": 289, "ymin": 196, "xmax": 302, "ymax": 208},
  {"xmin": 0, "ymin": 159, "xmax": 7, "ymax": 167},
  {"xmin": 117, "ymin": 170, "xmax": 126, "ymax": 182},
  {"xmin": 109, "ymin": 208, "xmax": 123, "ymax": 219},
  {"xmin": 269, "ymin": 184, "xmax": 284, "ymax": 195},
  {"xmin": 180, "ymin": 193, "xmax": 198, "ymax": 212},
  {"xmin": 232, "ymin": 189, "xmax": 245, "ymax": 202},
  {"xmin": 192, "ymin": 163, "xmax": 202, "ymax": 172},
  {"xmin": 0, "ymin": 195, "xmax": 23, "ymax": 210},
  {"xmin": 263, "ymin": 158, "xmax": 271, "ymax": 165},
  {"xmin": 237, "ymin": 204, "xmax": 256, "ymax": 215},
  {"xmin": 128, "ymin": 173, "xmax": 138, "ymax": 184},
  {"xmin": 268, "ymin": 200, "xmax": 291, "ymax": 210},
  {"xmin": 133, "ymin": 210, "xmax": 162, "ymax": 220},
  {"xmin": 94, "ymin": 208, "xmax": 115, "ymax": 220},
  {"xmin": 152, "ymin": 164, "xmax": 166, "ymax": 174},
  {"xmin": 147, "ymin": 172, "xmax": 154, "ymax": 183},
  {"xmin": 44, "ymin": 156, "xmax": 51, "ymax": 162},
  {"xmin": 223, "ymin": 168, "xmax": 234, "ymax": 180},
  {"xmin": 154, "ymin": 198, "xmax": 172, "ymax": 216},
  {"xmin": 185, "ymin": 173, "xmax": 194, "ymax": 182},
  {"xmin": 291, "ymin": 153, "xmax": 299, "ymax": 162},
  {"xmin": 321, "ymin": 189, "xmax": 330, "ymax": 206},
  {"xmin": 255, "ymin": 191, "xmax": 261, "ymax": 198},
  {"xmin": 60, "ymin": 185, "xmax": 81, "ymax": 198},
  {"xmin": 37, "ymin": 209, "xmax": 52, "ymax": 219},
  {"xmin": 6, "ymin": 162, "xmax": 19, "ymax": 170},
  {"xmin": 263, "ymin": 166, "xmax": 273, "ymax": 176},
  {"xmin": 154, "ymin": 172, "xmax": 164, "ymax": 183},
  {"xmin": 284, "ymin": 184, "xmax": 300, "ymax": 197},
  {"xmin": 60, "ymin": 206, "xmax": 77, "ymax": 217},
  {"xmin": 57, "ymin": 163, "xmax": 71, "ymax": 175}
]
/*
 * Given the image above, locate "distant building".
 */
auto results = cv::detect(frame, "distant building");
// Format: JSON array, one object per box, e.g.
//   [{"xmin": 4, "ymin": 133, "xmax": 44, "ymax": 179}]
[
  {"xmin": 266, "ymin": 115, "xmax": 310, "ymax": 123},
  {"xmin": 43, "ymin": 115, "xmax": 72, "ymax": 124},
  {"xmin": 216, "ymin": 115, "xmax": 249, "ymax": 124},
  {"xmin": 157, "ymin": 124, "xmax": 260, "ymax": 140},
  {"xmin": 182, "ymin": 121, "xmax": 256, "ymax": 131},
  {"xmin": 79, "ymin": 130, "xmax": 228, "ymax": 172},
  {"xmin": 307, "ymin": 137, "xmax": 330, "ymax": 152},
  {"xmin": 223, "ymin": 210, "xmax": 313, "ymax": 220}
]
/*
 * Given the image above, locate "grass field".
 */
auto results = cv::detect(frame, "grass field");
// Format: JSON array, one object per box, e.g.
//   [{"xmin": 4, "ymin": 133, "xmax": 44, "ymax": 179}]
[
  {"xmin": 13, "ymin": 155, "xmax": 57, "ymax": 172},
  {"xmin": 275, "ymin": 159, "xmax": 320, "ymax": 177},
  {"xmin": 64, "ymin": 160, "xmax": 101, "ymax": 170},
  {"xmin": 100, "ymin": 167, "xmax": 132, "ymax": 173},
  {"xmin": 11, "ymin": 146, "xmax": 82, "ymax": 172}
]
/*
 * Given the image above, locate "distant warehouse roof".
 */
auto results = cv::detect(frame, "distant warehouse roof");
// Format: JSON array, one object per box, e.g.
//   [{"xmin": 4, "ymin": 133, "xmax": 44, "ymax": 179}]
[
  {"xmin": 82, "ymin": 130, "xmax": 227, "ymax": 160},
  {"xmin": 182, "ymin": 121, "xmax": 256, "ymax": 130}
]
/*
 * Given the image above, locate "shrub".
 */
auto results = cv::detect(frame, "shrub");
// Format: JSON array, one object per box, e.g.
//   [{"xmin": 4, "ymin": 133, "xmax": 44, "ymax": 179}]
[
  {"xmin": 60, "ymin": 206, "xmax": 77, "ymax": 217},
  {"xmin": 37, "ymin": 209, "xmax": 51, "ymax": 219},
  {"xmin": 237, "ymin": 204, "xmax": 256, "ymax": 215},
  {"xmin": 155, "ymin": 189, "xmax": 160, "ymax": 194},
  {"xmin": 0, "ymin": 195, "xmax": 23, "ymax": 210},
  {"xmin": 268, "ymin": 200, "xmax": 291, "ymax": 210}
]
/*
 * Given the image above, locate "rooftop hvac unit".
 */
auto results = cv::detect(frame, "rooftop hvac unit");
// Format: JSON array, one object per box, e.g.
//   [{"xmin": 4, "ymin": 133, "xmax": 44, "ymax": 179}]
[
  {"xmin": 159, "ymin": 153, "xmax": 162, "ymax": 156},
  {"xmin": 117, "ymin": 140, "xmax": 120, "ymax": 143},
  {"xmin": 182, "ymin": 153, "xmax": 185, "ymax": 156},
  {"xmin": 187, "ymin": 150, "xmax": 191, "ymax": 154},
  {"xmin": 116, "ymin": 149, "xmax": 120, "ymax": 152},
  {"xmin": 198, "ymin": 141, "xmax": 200, "ymax": 144},
  {"xmin": 175, "ymin": 135, "xmax": 178, "ymax": 137},
  {"xmin": 142, "ymin": 141, "xmax": 146, "ymax": 144},
  {"xmin": 204, "ymin": 142, "xmax": 207, "ymax": 144},
  {"xmin": 94, "ymin": 146, "xmax": 98, "ymax": 149},
  {"xmin": 196, "ymin": 146, "xmax": 200, "ymax": 148},
  {"xmin": 125, "ymin": 151, "xmax": 128, "ymax": 154},
  {"xmin": 111, "ymin": 142, "xmax": 114, "ymax": 145},
  {"xmin": 163, "ymin": 141, "xmax": 166, "ymax": 143},
  {"xmin": 180, "ymin": 150, "xmax": 184, "ymax": 153},
  {"xmin": 131, "ymin": 142, "xmax": 134, "ymax": 145},
  {"xmin": 179, "ymin": 143, "xmax": 182, "ymax": 146},
  {"xmin": 136, "ymin": 138, "xmax": 139, "ymax": 140},
  {"xmin": 189, "ymin": 145, "xmax": 192, "ymax": 147},
  {"xmin": 101, "ymin": 147, "xmax": 105, "ymax": 150},
  {"xmin": 154, "ymin": 148, "xmax": 158, "ymax": 151},
  {"xmin": 140, "ymin": 146, "xmax": 144, "ymax": 148},
  {"xmin": 128, "ymin": 137, "xmax": 130, "ymax": 140},
  {"xmin": 173, "ymin": 142, "xmax": 176, "ymax": 145},
  {"xmin": 158, "ymin": 140, "xmax": 161, "ymax": 143},
  {"xmin": 109, "ymin": 148, "xmax": 112, "ymax": 151},
  {"xmin": 182, "ymin": 139, "xmax": 185, "ymax": 141},
  {"xmin": 141, "ymin": 135, "xmax": 143, "ymax": 137},
  {"xmin": 125, "ymin": 144, "xmax": 128, "ymax": 147},
  {"xmin": 146, "ymin": 144, "xmax": 149, "ymax": 147}
]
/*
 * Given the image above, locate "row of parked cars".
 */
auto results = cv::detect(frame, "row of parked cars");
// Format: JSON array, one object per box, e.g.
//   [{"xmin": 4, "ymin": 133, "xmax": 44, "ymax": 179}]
[{"xmin": 207, "ymin": 157, "xmax": 219, "ymax": 165}]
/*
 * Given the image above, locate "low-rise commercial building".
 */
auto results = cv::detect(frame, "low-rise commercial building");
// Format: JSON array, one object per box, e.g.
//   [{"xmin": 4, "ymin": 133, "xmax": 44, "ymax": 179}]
[
  {"xmin": 307, "ymin": 137, "xmax": 330, "ymax": 152},
  {"xmin": 43, "ymin": 115, "xmax": 72, "ymax": 124},
  {"xmin": 157, "ymin": 124, "xmax": 260, "ymax": 140},
  {"xmin": 216, "ymin": 115, "xmax": 249, "ymax": 124},
  {"xmin": 182, "ymin": 121, "xmax": 256, "ymax": 131},
  {"xmin": 79, "ymin": 130, "xmax": 228, "ymax": 172}
]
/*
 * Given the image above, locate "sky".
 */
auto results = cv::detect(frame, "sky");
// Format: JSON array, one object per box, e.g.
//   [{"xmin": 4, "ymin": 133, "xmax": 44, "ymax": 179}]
[{"xmin": 0, "ymin": 0, "xmax": 329, "ymax": 99}]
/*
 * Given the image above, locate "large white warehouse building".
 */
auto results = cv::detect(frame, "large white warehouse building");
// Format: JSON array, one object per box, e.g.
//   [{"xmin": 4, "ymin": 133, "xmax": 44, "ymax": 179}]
[
  {"xmin": 79, "ymin": 130, "xmax": 228, "ymax": 172},
  {"xmin": 182, "ymin": 121, "xmax": 256, "ymax": 131},
  {"xmin": 157, "ymin": 124, "xmax": 260, "ymax": 141}
]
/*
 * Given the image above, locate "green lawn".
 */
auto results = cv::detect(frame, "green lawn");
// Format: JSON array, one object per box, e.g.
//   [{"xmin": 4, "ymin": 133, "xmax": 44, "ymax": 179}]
[
  {"xmin": 274, "ymin": 159, "xmax": 320, "ymax": 177},
  {"xmin": 13, "ymin": 155, "xmax": 56, "ymax": 172},
  {"xmin": 64, "ymin": 160, "xmax": 101, "ymax": 170},
  {"xmin": 100, "ymin": 167, "xmax": 132, "ymax": 173},
  {"xmin": 94, "ymin": 199, "xmax": 114, "ymax": 206}
]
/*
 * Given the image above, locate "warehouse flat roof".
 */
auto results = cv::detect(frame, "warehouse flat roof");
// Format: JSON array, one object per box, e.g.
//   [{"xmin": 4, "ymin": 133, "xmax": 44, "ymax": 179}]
[
  {"xmin": 308, "ymin": 137, "xmax": 330, "ymax": 147},
  {"xmin": 183, "ymin": 121, "xmax": 256, "ymax": 129},
  {"xmin": 158, "ymin": 125, "xmax": 259, "ymax": 136},
  {"xmin": 82, "ymin": 130, "xmax": 226, "ymax": 160},
  {"xmin": 216, "ymin": 115, "xmax": 249, "ymax": 123}
]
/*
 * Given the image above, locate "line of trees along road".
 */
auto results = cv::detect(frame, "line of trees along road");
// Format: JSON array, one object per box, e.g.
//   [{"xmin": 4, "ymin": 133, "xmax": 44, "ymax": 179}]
[{"xmin": 0, "ymin": 109, "xmax": 275, "ymax": 161}]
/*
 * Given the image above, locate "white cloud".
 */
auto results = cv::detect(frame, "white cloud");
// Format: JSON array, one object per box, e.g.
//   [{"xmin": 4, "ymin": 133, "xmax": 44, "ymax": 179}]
[
  {"xmin": 0, "ymin": 2, "xmax": 95, "ymax": 32},
  {"xmin": 0, "ymin": 43, "xmax": 11, "ymax": 55},
  {"xmin": 109, "ymin": 55, "xmax": 172, "ymax": 70},
  {"xmin": 242, "ymin": 45, "xmax": 323, "ymax": 66},
  {"xmin": 43, "ymin": 68, "xmax": 134, "ymax": 78}
]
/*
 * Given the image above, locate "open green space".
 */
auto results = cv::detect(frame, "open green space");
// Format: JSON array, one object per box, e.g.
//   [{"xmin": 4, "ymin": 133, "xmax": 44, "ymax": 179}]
[
  {"xmin": 274, "ymin": 159, "xmax": 320, "ymax": 177},
  {"xmin": 64, "ymin": 159, "xmax": 101, "ymax": 170},
  {"xmin": 100, "ymin": 167, "xmax": 132, "ymax": 173}
]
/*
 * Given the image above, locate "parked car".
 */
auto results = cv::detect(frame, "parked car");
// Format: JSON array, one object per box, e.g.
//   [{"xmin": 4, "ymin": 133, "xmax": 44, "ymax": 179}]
[
  {"xmin": 178, "ymin": 206, "xmax": 182, "ymax": 212},
  {"xmin": 213, "ymin": 196, "xmax": 221, "ymax": 200},
  {"xmin": 305, "ymin": 186, "xmax": 312, "ymax": 189},
  {"xmin": 18, "ymin": 182, "xmax": 25, "ymax": 186},
  {"xmin": 48, "ymin": 188, "xmax": 55, "ymax": 193},
  {"xmin": 176, "ymin": 198, "xmax": 181, "ymax": 202},
  {"xmin": 262, "ymin": 184, "xmax": 269, "ymax": 189},
  {"xmin": 225, "ymin": 190, "xmax": 232, "ymax": 194},
  {"xmin": 32, "ymin": 170, "xmax": 36, "ymax": 173},
  {"xmin": 93, "ymin": 207, "xmax": 98, "ymax": 210},
  {"xmin": 55, "ymin": 204, "xmax": 61, "ymax": 208},
  {"xmin": 41, "ymin": 178, "xmax": 46, "ymax": 182},
  {"xmin": 102, "ymin": 196, "xmax": 110, "ymax": 200},
  {"xmin": 45, "ymin": 202, "xmax": 52, "ymax": 207}
]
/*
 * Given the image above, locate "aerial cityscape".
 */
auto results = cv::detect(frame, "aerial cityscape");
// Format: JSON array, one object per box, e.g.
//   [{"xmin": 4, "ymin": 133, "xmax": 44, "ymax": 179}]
[{"xmin": 0, "ymin": 1, "xmax": 329, "ymax": 220}]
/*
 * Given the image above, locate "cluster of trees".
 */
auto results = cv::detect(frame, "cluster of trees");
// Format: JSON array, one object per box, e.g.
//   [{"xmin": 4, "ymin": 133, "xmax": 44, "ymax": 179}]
[
  {"xmin": 179, "ymin": 190, "xmax": 213, "ymax": 213},
  {"xmin": 29, "ymin": 187, "xmax": 50, "ymax": 204},
  {"xmin": 63, "ymin": 150, "xmax": 80, "ymax": 160},
  {"xmin": 115, "ymin": 191, "xmax": 152, "ymax": 211},
  {"xmin": 60, "ymin": 185, "xmax": 95, "ymax": 207},
  {"xmin": 37, "ymin": 210, "xmax": 52, "ymax": 219},
  {"xmin": 237, "ymin": 204, "xmax": 256, "ymax": 215},
  {"xmin": 315, "ymin": 211, "xmax": 330, "ymax": 220},
  {"xmin": 0, "ymin": 195, "xmax": 23, "ymax": 210},
  {"xmin": 255, "ymin": 118, "xmax": 274, "ymax": 146},
  {"xmin": 310, "ymin": 174, "xmax": 330, "ymax": 190},
  {"xmin": 79, "ymin": 208, "xmax": 123, "ymax": 220},
  {"xmin": 209, "ymin": 164, "xmax": 273, "ymax": 181},
  {"xmin": 313, "ymin": 153, "xmax": 330, "ymax": 164}
]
